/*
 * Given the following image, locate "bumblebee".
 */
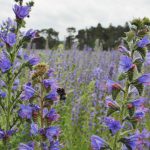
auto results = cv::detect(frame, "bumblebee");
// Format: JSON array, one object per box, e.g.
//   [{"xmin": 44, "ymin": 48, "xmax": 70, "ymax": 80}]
[{"xmin": 57, "ymin": 88, "xmax": 66, "ymax": 101}]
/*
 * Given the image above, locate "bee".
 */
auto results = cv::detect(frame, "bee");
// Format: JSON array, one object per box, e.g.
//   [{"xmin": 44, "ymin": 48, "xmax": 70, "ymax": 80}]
[{"xmin": 57, "ymin": 88, "xmax": 66, "ymax": 101}]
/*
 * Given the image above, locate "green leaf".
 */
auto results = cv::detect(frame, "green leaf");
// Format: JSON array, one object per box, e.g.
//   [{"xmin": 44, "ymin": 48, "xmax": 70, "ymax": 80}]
[
  {"xmin": 133, "ymin": 82, "xmax": 144, "ymax": 96},
  {"xmin": 118, "ymin": 73, "xmax": 127, "ymax": 81},
  {"xmin": 134, "ymin": 58, "xmax": 144, "ymax": 73},
  {"xmin": 125, "ymin": 31, "xmax": 135, "ymax": 42},
  {"xmin": 107, "ymin": 108, "xmax": 118, "ymax": 116},
  {"xmin": 136, "ymin": 47, "xmax": 147, "ymax": 60},
  {"xmin": 127, "ymin": 70, "xmax": 134, "ymax": 82},
  {"xmin": 128, "ymin": 107, "xmax": 135, "ymax": 117},
  {"xmin": 112, "ymin": 89, "xmax": 120, "ymax": 100}
]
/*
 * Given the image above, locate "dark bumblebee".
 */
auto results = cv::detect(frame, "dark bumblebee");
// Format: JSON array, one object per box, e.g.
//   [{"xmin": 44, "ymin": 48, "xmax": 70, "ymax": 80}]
[{"xmin": 57, "ymin": 88, "xmax": 66, "ymax": 101}]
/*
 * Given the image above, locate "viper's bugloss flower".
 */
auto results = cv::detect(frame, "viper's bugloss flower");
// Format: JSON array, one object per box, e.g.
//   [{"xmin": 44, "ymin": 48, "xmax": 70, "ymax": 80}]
[
  {"xmin": 18, "ymin": 104, "xmax": 32, "ymax": 119},
  {"xmin": 0, "ymin": 129, "xmax": 16, "ymax": 140},
  {"xmin": 24, "ymin": 29, "xmax": 36, "ymax": 40},
  {"xmin": 28, "ymin": 56, "xmax": 40, "ymax": 66},
  {"xmin": 106, "ymin": 98, "xmax": 120, "ymax": 110},
  {"xmin": 13, "ymin": 4, "xmax": 31, "ymax": 19},
  {"xmin": 5, "ymin": 32, "xmax": 16, "ymax": 47},
  {"xmin": 0, "ymin": 90, "xmax": 6, "ymax": 98},
  {"xmin": 42, "ymin": 79, "xmax": 58, "ymax": 90},
  {"xmin": 136, "ymin": 129, "xmax": 150, "ymax": 149},
  {"xmin": 30, "ymin": 123, "xmax": 38, "ymax": 136},
  {"xmin": 1, "ymin": 18, "xmax": 17, "ymax": 31},
  {"xmin": 20, "ymin": 83, "xmax": 35, "ymax": 100},
  {"xmin": 93, "ymin": 67, "xmax": 103, "ymax": 78},
  {"xmin": 0, "ymin": 80, "xmax": 6, "ymax": 87},
  {"xmin": 127, "ymin": 97, "xmax": 146, "ymax": 109},
  {"xmin": 137, "ymin": 73, "xmax": 150, "ymax": 86},
  {"xmin": 12, "ymin": 79, "xmax": 20, "ymax": 90},
  {"xmin": 106, "ymin": 80, "xmax": 122, "ymax": 93},
  {"xmin": 45, "ymin": 90, "xmax": 59, "ymax": 101},
  {"xmin": 17, "ymin": 48, "xmax": 23, "ymax": 58},
  {"xmin": 18, "ymin": 141, "xmax": 34, "ymax": 150},
  {"xmin": 145, "ymin": 52, "xmax": 150, "ymax": 66},
  {"xmin": 0, "ymin": 42, "xmax": 4, "ymax": 48},
  {"xmin": 30, "ymin": 104, "xmax": 40, "ymax": 112},
  {"xmin": 0, "ymin": 51, "xmax": 11, "ymax": 73},
  {"xmin": 50, "ymin": 140, "xmax": 60, "ymax": 150},
  {"xmin": 91, "ymin": 135, "xmax": 108, "ymax": 150},
  {"xmin": 104, "ymin": 117, "xmax": 121, "ymax": 135},
  {"xmin": 46, "ymin": 126, "xmax": 60, "ymax": 141},
  {"xmin": 133, "ymin": 110, "xmax": 145, "ymax": 121},
  {"xmin": 137, "ymin": 36, "xmax": 150, "ymax": 48},
  {"xmin": 119, "ymin": 134, "xmax": 139, "ymax": 150},
  {"xmin": 47, "ymin": 68, "xmax": 55, "ymax": 77},
  {"xmin": 41, "ymin": 142, "xmax": 49, "ymax": 150},
  {"xmin": 46, "ymin": 108, "xmax": 60, "ymax": 122},
  {"xmin": 119, "ymin": 55, "xmax": 135, "ymax": 72},
  {"xmin": 118, "ymin": 45, "xmax": 130, "ymax": 55}
]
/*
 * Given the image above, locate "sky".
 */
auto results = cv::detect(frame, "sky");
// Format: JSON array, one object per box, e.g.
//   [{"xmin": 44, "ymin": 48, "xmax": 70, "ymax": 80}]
[{"xmin": 0, "ymin": 0, "xmax": 150, "ymax": 39}]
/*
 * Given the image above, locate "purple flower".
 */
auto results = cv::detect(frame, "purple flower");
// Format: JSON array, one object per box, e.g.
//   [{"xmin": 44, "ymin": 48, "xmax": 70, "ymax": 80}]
[
  {"xmin": 20, "ymin": 83, "xmax": 35, "ymax": 100},
  {"xmin": 137, "ymin": 36, "xmax": 150, "ymax": 48},
  {"xmin": 42, "ymin": 79, "xmax": 58, "ymax": 90},
  {"xmin": 136, "ymin": 129, "xmax": 150, "ymax": 149},
  {"xmin": 45, "ymin": 90, "xmax": 58, "ymax": 101},
  {"xmin": 5, "ymin": 32, "xmax": 16, "ymax": 47},
  {"xmin": 0, "ymin": 51, "xmax": 11, "ymax": 73},
  {"xmin": 47, "ymin": 68, "xmax": 55, "ymax": 77},
  {"xmin": 17, "ymin": 48, "xmax": 23, "ymax": 58},
  {"xmin": 119, "ymin": 133, "xmax": 139, "ymax": 150},
  {"xmin": 12, "ymin": 79, "xmax": 20, "ymax": 90},
  {"xmin": 28, "ymin": 57, "xmax": 40, "ymax": 66},
  {"xmin": 30, "ymin": 123, "xmax": 38, "ymax": 136},
  {"xmin": 127, "ymin": 97, "xmax": 146, "ymax": 109},
  {"xmin": 24, "ymin": 29, "xmax": 36, "ymax": 39},
  {"xmin": 30, "ymin": 104, "xmax": 40, "ymax": 112},
  {"xmin": 106, "ymin": 80, "xmax": 122, "ymax": 93},
  {"xmin": 0, "ymin": 129, "xmax": 16, "ymax": 140},
  {"xmin": 13, "ymin": 4, "xmax": 31, "ymax": 19},
  {"xmin": 105, "ymin": 98, "xmax": 120, "ymax": 112},
  {"xmin": 18, "ymin": 104, "xmax": 32, "ymax": 119},
  {"xmin": 118, "ymin": 45, "xmax": 130, "ymax": 55},
  {"xmin": 0, "ymin": 42, "xmax": 4, "ymax": 48},
  {"xmin": 91, "ymin": 135, "xmax": 108, "ymax": 150},
  {"xmin": 46, "ymin": 126, "xmax": 60, "ymax": 141},
  {"xmin": 41, "ymin": 142, "xmax": 49, "ymax": 150},
  {"xmin": 119, "ymin": 55, "xmax": 135, "ymax": 72},
  {"xmin": 0, "ymin": 90, "xmax": 6, "ymax": 98},
  {"xmin": 1, "ymin": 18, "xmax": 17, "ymax": 31},
  {"xmin": 0, "ymin": 129, "xmax": 5, "ymax": 140},
  {"xmin": 137, "ymin": 73, "xmax": 150, "ymax": 85},
  {"xmin": 0, "ymin": 80, "xmax": 6, "ymax": 87},
  {"xmin": 104, "ymin": 117, "xmax": 121, "ymax": 135},
  {"xmin": 49, "ymin": 141, "xmax": 60, "ymax": 150},
  {"xmin": 19, "ymin": 141, "xmax": 34, "ymax": 150},
  {"xmin": 133, "ymin": 110, "xmax": 145, "ymax": 121},
  {"xmin": 145, "ymin": 52, "xmax": 150, "ymax": 66},
  {"xmin": 46, "ymin": 108, "xmax": 60, "ymax": 122}
]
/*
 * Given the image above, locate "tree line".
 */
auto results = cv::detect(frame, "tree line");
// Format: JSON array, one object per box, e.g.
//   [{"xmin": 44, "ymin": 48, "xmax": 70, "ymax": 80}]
[{"xmin": 28, "ymin": 22, "xmax": 130, "ymax": 50}]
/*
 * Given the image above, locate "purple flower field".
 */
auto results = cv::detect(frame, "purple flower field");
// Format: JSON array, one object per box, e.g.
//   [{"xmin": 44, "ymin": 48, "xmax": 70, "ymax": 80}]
[{"xmin": 0, "ymin": 0, "xmax": 150, "ymax": 150}]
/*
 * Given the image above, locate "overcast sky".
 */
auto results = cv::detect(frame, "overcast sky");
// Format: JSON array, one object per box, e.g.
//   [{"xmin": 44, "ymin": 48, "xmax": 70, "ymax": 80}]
[{"xmin": 0, "ymin": 0, "xmax": 150, "ymax": 39}]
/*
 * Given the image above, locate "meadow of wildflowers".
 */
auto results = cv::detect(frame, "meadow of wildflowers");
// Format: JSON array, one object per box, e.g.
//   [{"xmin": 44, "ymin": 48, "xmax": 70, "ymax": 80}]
[{"xmin": 0, "ymin": 0, "xmax": 150, "ymax": 150}]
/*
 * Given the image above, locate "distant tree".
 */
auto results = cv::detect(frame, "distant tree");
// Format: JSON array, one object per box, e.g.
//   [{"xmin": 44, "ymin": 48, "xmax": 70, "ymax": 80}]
[
  {"xmin": 41, "ymin": 28, "xmax": 60, "ymax": 49},
  {"xmin": 65, "ymin": 27, "xmax": 76, "ymax": 49}
]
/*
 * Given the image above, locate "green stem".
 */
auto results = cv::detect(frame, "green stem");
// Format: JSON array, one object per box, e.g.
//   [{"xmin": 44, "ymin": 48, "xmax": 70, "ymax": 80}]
[
  {"xmin": 112, "ymin": 81, "xmax": 129, "ymax": 150},
  {"xmin": 6, "ymin": 71, "xmax": 13, "ymax": 130},
  {"xmin": 40, "ymin": 79, "xmax": 44, "ymax": 128}
]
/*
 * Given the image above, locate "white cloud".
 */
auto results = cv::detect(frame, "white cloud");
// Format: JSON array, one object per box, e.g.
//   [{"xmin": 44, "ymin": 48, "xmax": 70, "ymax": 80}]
[{"xmin": 0, "ymin": 0, "xmax": 150, "ymax": 39}]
